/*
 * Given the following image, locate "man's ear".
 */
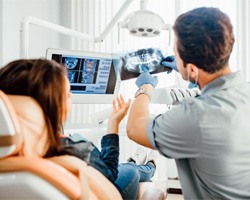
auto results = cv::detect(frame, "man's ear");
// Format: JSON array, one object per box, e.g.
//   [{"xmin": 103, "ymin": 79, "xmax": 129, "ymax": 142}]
[{"xmin": 187, "ymin": 63, "xmax": 199, "ymax": 78}]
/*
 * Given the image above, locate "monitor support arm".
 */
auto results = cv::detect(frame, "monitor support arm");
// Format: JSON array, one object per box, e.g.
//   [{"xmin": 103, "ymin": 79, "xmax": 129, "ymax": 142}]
[{"xmin": 20, "ymin": 0, "xmax": 135, "ymax": 58}]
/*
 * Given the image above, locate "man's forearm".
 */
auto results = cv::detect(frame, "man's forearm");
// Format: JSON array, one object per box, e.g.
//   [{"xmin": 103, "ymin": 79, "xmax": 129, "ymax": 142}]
[{"xmin": 127, "ymin": 84, "xmax": 153, "ymax": 148}]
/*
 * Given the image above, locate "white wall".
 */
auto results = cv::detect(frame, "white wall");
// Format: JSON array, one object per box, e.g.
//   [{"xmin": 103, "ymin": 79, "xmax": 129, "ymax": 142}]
[
  {"xmin": 0, "ymin": 0, "xmax": 68, "ymax": 66},
  {"xmin": 237, "ymin": 0, "xmax": 250, "ymax": 81}
]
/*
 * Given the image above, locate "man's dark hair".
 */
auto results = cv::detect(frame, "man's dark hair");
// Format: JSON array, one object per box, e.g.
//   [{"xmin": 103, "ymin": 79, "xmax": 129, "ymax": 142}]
[{"xmin": 173, "ymin": 7, "xmax": 235, "ymax": 73}]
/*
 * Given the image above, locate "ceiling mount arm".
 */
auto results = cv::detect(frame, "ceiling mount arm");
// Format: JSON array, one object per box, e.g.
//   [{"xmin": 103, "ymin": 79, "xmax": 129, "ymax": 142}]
[
  {"xmin": 95, "ymin": 0, "xmax": 134, "ymax": 42},
  {"xmin": 20, "ymin": 16, "xmax": 96, "ymax": 58},
  {"xmin": 20, "ymin": 0, "xmax": 134, "ymax": 59},
  {"xmin": 140, "ymin": 0, "xmax": 148, "ymax": 10}
]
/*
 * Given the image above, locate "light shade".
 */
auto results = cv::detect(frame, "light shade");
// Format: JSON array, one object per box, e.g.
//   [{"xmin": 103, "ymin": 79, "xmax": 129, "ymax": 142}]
[
  {"xmin": 118, "ymin": 7, "xmax": 172, "ymax": 43},
  {"xmin": 127, "ymin": 10, "xmax": 167, "ymax": 37}
]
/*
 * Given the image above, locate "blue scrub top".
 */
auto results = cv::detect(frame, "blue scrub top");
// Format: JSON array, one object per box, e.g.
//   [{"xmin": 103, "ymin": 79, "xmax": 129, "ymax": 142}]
[{"xmin": 147, "ymin": 71, "xmax": 250, "ymax": 199}]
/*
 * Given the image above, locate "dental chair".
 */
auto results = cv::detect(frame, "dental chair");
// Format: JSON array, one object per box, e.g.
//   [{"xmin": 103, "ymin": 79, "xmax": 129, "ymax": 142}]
[{"xmin": 0, "ymin": 90, "xmax": 166, "ymax": 200}]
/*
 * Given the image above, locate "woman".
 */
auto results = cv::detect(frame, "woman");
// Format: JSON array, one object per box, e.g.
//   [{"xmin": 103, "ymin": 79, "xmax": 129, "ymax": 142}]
[{"xmin": 0, "ymin": 58, "xmax": 157, "ymax": 199}]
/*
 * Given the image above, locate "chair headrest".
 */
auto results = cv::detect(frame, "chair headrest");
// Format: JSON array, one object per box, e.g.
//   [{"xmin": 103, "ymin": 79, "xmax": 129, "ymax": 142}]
[
  {"xmin": 0, "ymin": 91, "xmax": 22, "ymax": 158},
  {"xmin": 0, "ymin": 90, "xmax": 49, "ymax": 158}
]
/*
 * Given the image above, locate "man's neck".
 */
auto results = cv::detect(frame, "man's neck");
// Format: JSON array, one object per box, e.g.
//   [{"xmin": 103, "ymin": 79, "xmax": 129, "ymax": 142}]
[{"xmin": 198, "ymin": 67, "xmax": 231, "ymax": 89}]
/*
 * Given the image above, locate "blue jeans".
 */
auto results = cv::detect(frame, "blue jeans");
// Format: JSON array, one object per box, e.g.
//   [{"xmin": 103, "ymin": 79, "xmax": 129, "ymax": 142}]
[
  {"xmin": 114, "ymin": 162, "xmax": 156, "ymax": 200},
  {"xmin": 57, "ymin": 133, "xmax": 155, "ymax": 199}
]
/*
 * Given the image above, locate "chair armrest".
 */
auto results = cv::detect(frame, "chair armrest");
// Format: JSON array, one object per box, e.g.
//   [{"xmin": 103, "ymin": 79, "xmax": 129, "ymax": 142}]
[{"xmin": 0, "ymin": 157, "xmax": 82, "ymax": 199}]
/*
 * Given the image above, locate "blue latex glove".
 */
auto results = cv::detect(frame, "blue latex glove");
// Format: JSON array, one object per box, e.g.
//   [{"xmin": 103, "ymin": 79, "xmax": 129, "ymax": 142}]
[
  {"xmin": 161, "ymin": 55, "xmax": 178, "ymax": 73},
  {"xmin": 136, "ymin": 71, "xmax": 158, "ymax": 88},
  {"xmin": 162, "ymin": 56, "xmax": 198, "ymax": 89},
  {"xmin": 141, "ymin": 64, "xmax": 149, "ymax": 73}
]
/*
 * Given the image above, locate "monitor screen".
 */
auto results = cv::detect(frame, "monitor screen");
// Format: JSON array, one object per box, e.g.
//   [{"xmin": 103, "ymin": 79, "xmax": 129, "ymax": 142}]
[{"xmin": 46, "ymin": 48, "xmax": 121, "ymax": 104}]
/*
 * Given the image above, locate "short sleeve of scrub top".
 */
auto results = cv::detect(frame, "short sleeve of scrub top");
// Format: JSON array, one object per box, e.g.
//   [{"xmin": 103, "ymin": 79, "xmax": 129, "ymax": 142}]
[{"xmin": 146, "ymin": 98, "xmax": 202, "ymax": 159}]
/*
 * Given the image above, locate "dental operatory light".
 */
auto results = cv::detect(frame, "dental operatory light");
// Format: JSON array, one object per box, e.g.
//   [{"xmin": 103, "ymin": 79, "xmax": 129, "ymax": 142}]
[{"xmin": 118, "ymin": 0, "xmax": 171, "ymax": 41}]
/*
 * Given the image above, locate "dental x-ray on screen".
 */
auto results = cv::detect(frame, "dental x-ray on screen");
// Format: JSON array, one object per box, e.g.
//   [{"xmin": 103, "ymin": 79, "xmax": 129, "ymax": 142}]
[{"xmin": 46, "ymin": 48, "xmax": 121, "ymax": 104}]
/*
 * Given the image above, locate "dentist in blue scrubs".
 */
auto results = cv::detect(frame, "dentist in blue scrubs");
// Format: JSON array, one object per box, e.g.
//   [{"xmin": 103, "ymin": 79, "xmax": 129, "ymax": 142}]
[{"xmin": 127, "ymin": 7, "xmax": 250, "ymax": 199}]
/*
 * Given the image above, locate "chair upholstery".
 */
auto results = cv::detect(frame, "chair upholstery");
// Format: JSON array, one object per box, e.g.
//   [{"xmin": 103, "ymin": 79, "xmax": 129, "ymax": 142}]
[
  {"xmin": 0, "ymin": 90, "xmax": 22, "ymax": 158},
  {"xmin": 0, "ymin": 157, "xmax": 82, "ymax": 199},
  {"xmin": 0, "ymin": 90, "xmax": 165, "ymax": 200},
  {"xmin": 0, "ymin": 90, "xmax": 122, "ymax": 200}
]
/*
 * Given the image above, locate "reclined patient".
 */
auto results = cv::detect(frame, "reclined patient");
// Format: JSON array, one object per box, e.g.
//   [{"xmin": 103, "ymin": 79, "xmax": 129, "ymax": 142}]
[{"xmin": 0, "ymin": 59, "xmax": 159, "ymax": 200}]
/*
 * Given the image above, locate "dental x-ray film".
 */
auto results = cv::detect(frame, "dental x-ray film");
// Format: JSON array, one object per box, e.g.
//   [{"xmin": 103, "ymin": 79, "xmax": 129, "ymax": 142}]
[{"xmin": 119, "ymin": 48, "xmax": 171, "ymax": 80}]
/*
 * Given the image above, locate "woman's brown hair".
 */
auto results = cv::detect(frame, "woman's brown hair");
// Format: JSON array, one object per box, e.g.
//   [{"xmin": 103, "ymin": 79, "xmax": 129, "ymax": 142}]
[{"xmin": 0, "ymin": 59, "xmax": 67, "ymax": 154}]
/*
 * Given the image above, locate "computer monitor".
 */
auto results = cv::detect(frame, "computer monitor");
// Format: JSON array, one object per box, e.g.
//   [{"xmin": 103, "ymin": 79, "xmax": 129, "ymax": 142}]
[{"xmin": 46, "ymin": 48, "xmax": 121, "ymax": 104}]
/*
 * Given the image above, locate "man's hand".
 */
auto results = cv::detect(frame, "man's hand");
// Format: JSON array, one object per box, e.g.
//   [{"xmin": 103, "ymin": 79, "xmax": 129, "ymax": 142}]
[
  {"xmin": 135, "ymin": 71, "xmax": 158, "ymax": 88},
  {"xmin": 161, "ymin": 55, "xmax": 178, "ymax": 73},
  {"xmin": 161, "ymin": 55, "xmax": 198, "ymax": 89}
]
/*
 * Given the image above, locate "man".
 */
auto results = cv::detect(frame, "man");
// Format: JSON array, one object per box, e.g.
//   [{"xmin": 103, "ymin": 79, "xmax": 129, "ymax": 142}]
[{"xmin": 127, "ymin": 7, "xmax": 250, "ymax": 199}]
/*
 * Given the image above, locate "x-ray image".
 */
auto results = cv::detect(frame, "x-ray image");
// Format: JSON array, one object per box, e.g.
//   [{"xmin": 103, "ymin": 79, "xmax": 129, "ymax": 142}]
[
  {"xmin": 120, "ymin": 48, "xmax": 170, "ymax": 80},
  {"xmin": 67, "ymin": 71, "xmax": 76, "ymax": 83},
  {"xmin": 81, "ymin": 59, "xmax": 97, "ymax": 84},
  {"xmin": 62, "ymin": 57, "xmax": 81, "ymax": 83},
  {"xmin": 64, "ymin": 57, "xmax": 79, "ymax": 69}
]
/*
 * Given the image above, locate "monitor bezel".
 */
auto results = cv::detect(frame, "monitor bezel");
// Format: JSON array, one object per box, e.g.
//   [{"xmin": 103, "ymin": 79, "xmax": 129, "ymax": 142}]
[{"xmin": 46, "ymin": 48, "xmax": 121, "ymax": 104}]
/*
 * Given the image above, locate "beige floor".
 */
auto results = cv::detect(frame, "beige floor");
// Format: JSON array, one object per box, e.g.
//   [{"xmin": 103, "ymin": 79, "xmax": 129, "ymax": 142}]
[
  {"xmin": 153, "ymin": 179, "xmax": 183, "ymax": 200},
  {"xmin": 167, "ymin": 194, "xmax": 184, "ymax": 200}
]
